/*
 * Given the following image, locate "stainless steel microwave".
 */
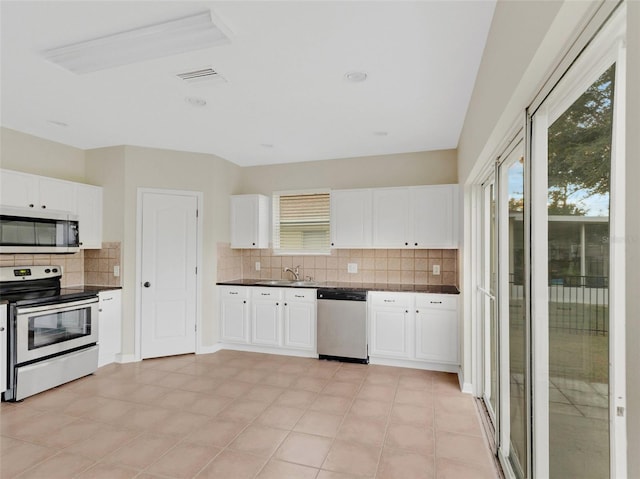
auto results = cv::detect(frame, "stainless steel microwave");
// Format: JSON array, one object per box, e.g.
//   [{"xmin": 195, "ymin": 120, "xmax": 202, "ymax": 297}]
[{"xmin": 0, "ymin": 206, "xmax": 80, "ymax": 253}]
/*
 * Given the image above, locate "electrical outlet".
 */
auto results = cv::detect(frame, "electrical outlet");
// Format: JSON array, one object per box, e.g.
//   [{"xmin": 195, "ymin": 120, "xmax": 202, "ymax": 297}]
[
  {"xmin": 113, "ymin": 265, "xmax": 120, "ymax": 277},
  {"xmin": 255, "ymin": 261, "xmax": 261, "ymax": 272},
  {"xmin": 347, "ymin": 263, "xmax": 358, "ymax": 274},
  {"xmin": 433, "ymin": 264, "xmax": 440, "ymax": 275}
]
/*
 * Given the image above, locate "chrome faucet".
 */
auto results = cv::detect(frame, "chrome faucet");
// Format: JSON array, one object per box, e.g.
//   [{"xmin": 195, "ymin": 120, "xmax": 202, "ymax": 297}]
[{"xmin": 283, "ymin": 265, "xmax": 301, "ymax": 281}]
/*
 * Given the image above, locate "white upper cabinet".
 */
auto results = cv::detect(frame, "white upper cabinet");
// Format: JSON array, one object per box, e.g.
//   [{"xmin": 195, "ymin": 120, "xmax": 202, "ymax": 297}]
[
  {"xmin": 230, "ymin": 194, "xmax": 270, "ymax": 249},
  {"xmin": 1, "ymin": 169, "xmax": 75, "ymax": 211},
  {"xmin": 372, "ymin": 188, "xmax": 411, "ymax": 247},
  {"xmin": 330, "ymin": 189, "xmax": 373, "ymax": 248},
  {"xmin": 38, "ymin": 177, "xmax": 75, "ymax": 212},
  {"xmin": 411, "ymin": 185, "xmax": 459, "ymax": 248},
  {"xmin": 75, "ymin": 184, "xmax": 103, "ymax": 249},
  {"xmin": 372, "ymin": 184, "xmax": 459, "ymax": 249}
]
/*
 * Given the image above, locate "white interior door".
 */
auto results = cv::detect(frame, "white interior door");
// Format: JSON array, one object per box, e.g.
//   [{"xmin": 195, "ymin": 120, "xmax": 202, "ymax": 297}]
[{"xmin": 140, "ymin": 191, "xmax": 198, "ymax": 359}]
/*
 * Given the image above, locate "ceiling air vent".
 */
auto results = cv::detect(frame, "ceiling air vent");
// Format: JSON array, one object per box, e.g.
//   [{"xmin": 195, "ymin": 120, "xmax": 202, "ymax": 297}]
[{"xmin": 176, "ymin": 67, "xmax": 226, "ymax": 85}]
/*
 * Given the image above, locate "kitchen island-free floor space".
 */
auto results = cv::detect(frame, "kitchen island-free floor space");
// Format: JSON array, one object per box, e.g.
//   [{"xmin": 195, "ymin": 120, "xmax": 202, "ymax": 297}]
[{"xmin": 0, "ymin": 350, "xmax": 499, "ymax": 479}]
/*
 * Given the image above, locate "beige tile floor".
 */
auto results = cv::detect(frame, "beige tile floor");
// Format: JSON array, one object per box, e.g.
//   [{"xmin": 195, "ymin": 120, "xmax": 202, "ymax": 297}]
[{"xmin": 1, "ymin": 350, "xmax": 500, "ymax": 479}]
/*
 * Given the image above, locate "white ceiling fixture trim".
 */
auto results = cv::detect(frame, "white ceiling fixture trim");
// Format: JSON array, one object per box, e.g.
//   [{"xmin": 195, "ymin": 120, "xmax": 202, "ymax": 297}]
[{"xmin": 41, "ymin": 10, "xmax": 231, "ymax": 74}]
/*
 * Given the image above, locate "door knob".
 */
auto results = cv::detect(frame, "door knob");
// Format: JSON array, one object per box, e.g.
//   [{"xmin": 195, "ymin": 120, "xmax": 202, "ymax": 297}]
[{"xmin": 143, "ymin": 281, "xmax": 151, "ymax": 288}]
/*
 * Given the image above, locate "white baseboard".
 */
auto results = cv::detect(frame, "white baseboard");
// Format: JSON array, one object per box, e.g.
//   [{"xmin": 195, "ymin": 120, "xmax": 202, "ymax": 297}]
[
  {"xmin": 368, "ymin": 356, "xmax": 458, "ymax": 373},
  {"xmin": 115, "ymin": 353, "xmax": 138, "ymax": 364},
  {"xmin": 197, "ymin": 344, "xmax": 224, "ymax": 355}
]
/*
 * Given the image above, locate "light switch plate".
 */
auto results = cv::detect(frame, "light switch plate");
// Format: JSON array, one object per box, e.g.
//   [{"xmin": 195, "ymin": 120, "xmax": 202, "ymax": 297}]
[
  {"xmin": 347, "ymin": 263, "xmax": 358, "ymax": 274},
  {"xmin": 433, "ymin": 264, "xmax": 440, "ymax": 275},
  {"xmin": 113, "ymin": 265, "xmax": 120, "ymax": 277},
  {"xmin": 255, "ymin": 261, "xmax": 261, "ymax": 271}
]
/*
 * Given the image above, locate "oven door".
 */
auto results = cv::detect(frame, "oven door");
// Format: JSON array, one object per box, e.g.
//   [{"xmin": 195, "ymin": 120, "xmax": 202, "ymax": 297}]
[{"xmin": 16, "ymin": 297, "xmax": 98, "ymax": 364}]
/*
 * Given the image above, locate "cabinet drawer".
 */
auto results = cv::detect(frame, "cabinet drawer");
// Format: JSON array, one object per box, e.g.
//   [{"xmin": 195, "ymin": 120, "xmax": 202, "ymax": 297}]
[
  {"xmin": 284, "ymin": 288, "xmax": 316, "ymax": 302},
  {"xmin": 219, "ymin": 286, "xmax": 250, "ymax": 299},
  {"xmin": 368, "ymin": 292, "xmax": 412, "ymax": 308},
  {"xmin": 415, "ymin": 294, "xmax": 457, "ymax": 310},
  {"xmin": 251, "ymin": 287, "xmax": 282, "ymax": 300}
]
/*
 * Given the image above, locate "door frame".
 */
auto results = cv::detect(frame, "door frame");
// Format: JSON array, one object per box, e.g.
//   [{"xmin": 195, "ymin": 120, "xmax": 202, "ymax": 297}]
[{"xmin": 134, "ymin": 187, "xmax": 203, "ymax": 361}]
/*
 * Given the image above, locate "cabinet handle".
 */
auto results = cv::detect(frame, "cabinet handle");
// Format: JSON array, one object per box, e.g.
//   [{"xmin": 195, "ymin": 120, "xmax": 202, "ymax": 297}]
[
  {"xmin": 416, "ymin": 310, "xmax": 419, "ymax": 313},
  {"xmin": 284, "ymin": 303, "xmax": 287, "ymax": 306},
  {"xmin": 414, "ymin": 243, "xmax": 418, "ymax": 246},
  {"xmin": 331, "ymin": 242, "xmax": 334, "ymax": 246},
  {"xmin": 41, "ymin": 205, "xmax": 46, "ymax": 209},
  {"xmin": 252, "ymin": 242, "xmax": 256, "ymax": 246},
  {"xmin": 243, "ymin": 300, "xmax": 247, "ymax": 304},
  {"xmin": 229, "ymin": 292, "xmax": 239, "ymax": 295},
  {"xmin": 260, "ymin": 293, "xmax": 270, "ymax": 296},
  {"xmin": 29, "ymin": 203, "xmax": 34, "ymax": 208},
  {"xmin": 430, "ymin": 301, "xmax": 442, "ymax": 304},
  {"xmin": 0, "ymin": 327, "xmax": 5, "ymax": 331},
  {"xmin": 102, "ymin": 298, "xmax": 113, "ymax": 301},
  {"xmin": 383, "ymin": 299, "xmax": 395, "ymax": 303},
  {"xmin": 99, "ymin": 308, "xmax": 103, "ymax": 313},
  {"xmin": 276, "ymin": 302, "xmax": 279, "ymax": 306},
  {"xmin": 404, "ymin": 242, "xmax": 408, "ymax": 246},
  {"xmin": 294, "ymin": 295, "xmax": 304, "ymax": 298}
]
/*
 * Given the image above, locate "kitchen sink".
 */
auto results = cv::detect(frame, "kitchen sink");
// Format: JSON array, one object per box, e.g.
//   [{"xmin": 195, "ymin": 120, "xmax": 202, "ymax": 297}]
[{"xmin": 255, "ymin": 279, "xmax": 320, "ymax": 287}]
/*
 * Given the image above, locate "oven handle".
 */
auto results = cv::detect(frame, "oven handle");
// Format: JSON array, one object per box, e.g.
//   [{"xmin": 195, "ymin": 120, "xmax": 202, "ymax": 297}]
[{"xmin": 16, "ymin": 297, "xmax": 99, "ymax": 315}]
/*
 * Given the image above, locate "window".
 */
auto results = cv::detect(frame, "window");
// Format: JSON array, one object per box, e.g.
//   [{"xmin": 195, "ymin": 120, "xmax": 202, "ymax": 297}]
[{"xmin": 272, "ymin": 190, "xmax": 330, "ymax": 254}]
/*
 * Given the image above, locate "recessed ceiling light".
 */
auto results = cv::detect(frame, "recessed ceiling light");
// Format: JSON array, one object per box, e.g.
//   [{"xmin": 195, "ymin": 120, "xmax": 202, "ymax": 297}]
[
  {"xmin": 47, "ymin": 120, "xmax": 68, "ymax": 127},
  {"xmin": 42, "ymin": 11, "xmax": 231, "ymax": 74},
  {"xmin": 345, "ymin": 71, "xmax": 367, "ymax": 82},
  {"xmin": 373, "ymin": 131, "xmax": 388, "ymax": 136},
  {"xmin": 185, "ymin": 96, "xmax": 207, "ymax": 107}
]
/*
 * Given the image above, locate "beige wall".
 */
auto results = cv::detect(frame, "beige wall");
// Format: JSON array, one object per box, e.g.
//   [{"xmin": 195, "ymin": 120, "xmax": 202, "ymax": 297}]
[
  {"xmin": 240, "ymin": 149, "xmax": 457, "ymax": 194},
  {"xmin": 0, "ymin": 127, "xmax": 86, "ymax": 182},
  {"xmin": 90, "ymin": 145, "xmax": 243, "ymax": 354}
]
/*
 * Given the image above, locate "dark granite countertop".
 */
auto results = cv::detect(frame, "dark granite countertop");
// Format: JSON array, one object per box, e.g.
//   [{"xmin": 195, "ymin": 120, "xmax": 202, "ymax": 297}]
[
  {"xmin": 217, "ymin": 279, "xmax": 459, "ymax": 295},
  {"xmin": 64, "ymin": 285, "xmax": 123, "ymax": 294}
]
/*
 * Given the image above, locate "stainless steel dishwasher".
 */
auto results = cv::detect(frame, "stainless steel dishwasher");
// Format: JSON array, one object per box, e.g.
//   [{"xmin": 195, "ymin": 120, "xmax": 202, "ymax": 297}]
[{"xmin": 317, "ymin": 288, "xmax": 368, "ymax": 363}]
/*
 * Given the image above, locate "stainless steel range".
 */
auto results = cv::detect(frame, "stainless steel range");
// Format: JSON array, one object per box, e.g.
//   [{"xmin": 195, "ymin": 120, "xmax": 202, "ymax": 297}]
[{"xmin": 1, "ymin": 265, "xmax": 99, "ymax": 401}]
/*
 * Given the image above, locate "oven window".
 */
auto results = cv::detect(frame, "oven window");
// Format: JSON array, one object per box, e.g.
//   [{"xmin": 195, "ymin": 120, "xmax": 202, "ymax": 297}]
[{"xmin": 28, "ymin": 307, "xmax": 92, "ymax": 349}]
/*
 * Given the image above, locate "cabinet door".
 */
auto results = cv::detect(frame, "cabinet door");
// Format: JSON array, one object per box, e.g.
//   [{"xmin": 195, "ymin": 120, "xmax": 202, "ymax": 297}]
[
  {"xmin": 38, "ymin": 177, "xmax": 75, "ymax": 212},
  {"xmin": 330, "ymin": 189, "xmax": 372, "ymax": 248},
  {"xmin": 283, "ymin": 300, "xmax": 315, "ymax": 351},
  {"xmin": 76, "ymin": 184, "xmax": 103, "ymax": 249},
  {"xmin": 0, "ymin": 170, "xmax": 38, "ymax": 208},
  {"xmin": 372, "ymin": 188, "xmax": 410, "ymax": 247},
  {"xmin": 219, "ymin": 287, "xmax": 249, "ymax": 343},
  {"xmin": 369, "ymin": 307, "xmax": 411, "ymax": 358},
  {"xmin": 251, "ymin": 300, "xmax": 281, "ymax": 346},
  {"xmin": 415, "ymin": 295, "xmax": 458, "ymax": 364},
  {"xmin": 250, "ymin": 288, "xmax": 281, "ymax": 346},
  {"xmin": 230, "ymin": 195, "xmax": 269, "ymax": 248},
  {"xmin": 0, "ymin": 304, "xmax": 6, "ymax": 393},
  {"xmin": 98, "ymin": 290, "xmax": 122, "ymax": 367},
  {"xmin": 411, "ymin": 185, "xmax": 458, "ymax": 248}
]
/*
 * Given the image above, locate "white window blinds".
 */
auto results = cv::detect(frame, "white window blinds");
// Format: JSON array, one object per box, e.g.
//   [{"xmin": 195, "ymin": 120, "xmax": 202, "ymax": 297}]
[{"xmin": 272, "ymin": 191, "xmax": 330, "ymax": 253}]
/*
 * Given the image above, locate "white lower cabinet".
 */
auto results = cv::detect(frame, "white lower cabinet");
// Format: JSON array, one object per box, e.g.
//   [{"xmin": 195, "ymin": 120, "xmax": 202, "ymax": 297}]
[
  {"xmin": 368, "ymin": 291, "xmax": 458, "ymax": 371},
  {"xmin": 283, "ymin": 289, "xmax": 316, "ymax": 351},
  {"xmin": 369, "ymin": 292, "xmax": 412, "ymax": 359},
  {"xmin": 219, "ymin": 287, "xmax": 250, "ymax": 344},
  {"xmin": 218, "ymin": 286, "xmax": 317, "ymax": 356},
  {"xmin": 414, "ymin": 294, "xmax": 458, "ymax": 364},
  {"xmin": 98, "ymin": 290, "xmax": 122, "ymax": 367},
  {"xmin": 251, "ymin": 288, "xmax": 282, "ymax": 346}
]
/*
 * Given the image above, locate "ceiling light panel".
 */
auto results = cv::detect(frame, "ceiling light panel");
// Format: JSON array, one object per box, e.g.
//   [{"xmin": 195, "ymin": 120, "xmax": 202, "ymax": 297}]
[{"xmin": 42, "ymin": 11, "xmax": 230, "ymax": 74}]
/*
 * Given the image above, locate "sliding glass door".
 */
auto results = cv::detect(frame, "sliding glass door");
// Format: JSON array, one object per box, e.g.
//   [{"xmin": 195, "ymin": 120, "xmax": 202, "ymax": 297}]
[{"xmin": 530, "ymin": 10, "xmax": 626, "ymax": 476}]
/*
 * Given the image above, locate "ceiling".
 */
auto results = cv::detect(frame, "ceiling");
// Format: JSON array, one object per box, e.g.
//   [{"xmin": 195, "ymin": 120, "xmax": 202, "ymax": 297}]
[{"xmin": 0, "ymin": 1, "xmax": 496, "ymax": 167}]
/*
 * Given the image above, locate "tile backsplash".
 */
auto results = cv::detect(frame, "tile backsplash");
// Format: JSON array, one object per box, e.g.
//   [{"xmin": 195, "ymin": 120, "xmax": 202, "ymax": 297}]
[
  {"xmin": 0, "ymin": 242, "xmax": 121, "ymax": 287},
  {"xmin": 217, "ymin": 243, "xmax": 458, "ymax": 286}
]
